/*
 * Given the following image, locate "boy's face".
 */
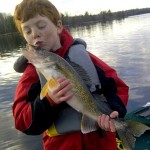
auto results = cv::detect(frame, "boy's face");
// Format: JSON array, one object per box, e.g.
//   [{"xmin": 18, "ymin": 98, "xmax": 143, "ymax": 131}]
[{"xmin": 21, "ymin": 15, "xmax": 62, "ymax": 51}]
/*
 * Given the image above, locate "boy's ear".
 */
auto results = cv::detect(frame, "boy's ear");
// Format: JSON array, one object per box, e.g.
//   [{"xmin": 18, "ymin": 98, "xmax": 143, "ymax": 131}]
[{"xmin": 57, "ymin": 20, "xmax": 63, "ymax": 34}]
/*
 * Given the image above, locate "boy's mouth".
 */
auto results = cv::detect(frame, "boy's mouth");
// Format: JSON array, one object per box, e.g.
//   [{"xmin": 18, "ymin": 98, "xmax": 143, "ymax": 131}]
[{"xmin": 35, "ymin": 41, "xmax": 43, "ymax": 46}]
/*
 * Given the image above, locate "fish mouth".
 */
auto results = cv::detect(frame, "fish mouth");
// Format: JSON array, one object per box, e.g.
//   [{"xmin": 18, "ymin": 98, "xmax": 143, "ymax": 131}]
[{"xmin": 28, "ymin": 44, "xmax": 44, "ymax": 51}]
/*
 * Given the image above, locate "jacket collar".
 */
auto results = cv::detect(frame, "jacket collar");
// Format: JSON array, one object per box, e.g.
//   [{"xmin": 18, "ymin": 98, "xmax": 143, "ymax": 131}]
[{"xmin": 54, "ymin": 28, "xmax": 74, "ymax": 58}]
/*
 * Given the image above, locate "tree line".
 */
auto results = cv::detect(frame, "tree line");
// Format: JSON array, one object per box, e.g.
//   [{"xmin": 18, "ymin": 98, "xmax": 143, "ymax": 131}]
[
  {"xmin": 61, "ymin": 8, "xmax": 150, "ymax": 26},
  {"xmin": 0, "ymin": 8, "xmax": 150, "ymax": 35}
]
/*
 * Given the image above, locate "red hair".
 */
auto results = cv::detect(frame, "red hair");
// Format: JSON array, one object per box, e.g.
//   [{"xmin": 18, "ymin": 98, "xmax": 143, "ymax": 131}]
[{"xmin": 14, "ymin": 0, "xmax": 61, "ymax": 34}]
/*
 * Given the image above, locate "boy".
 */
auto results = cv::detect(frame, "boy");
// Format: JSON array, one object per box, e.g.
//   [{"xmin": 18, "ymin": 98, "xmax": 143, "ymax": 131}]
[{"xmin": 13, "ymin": 0, "xmax": 128, "ymax": 149}]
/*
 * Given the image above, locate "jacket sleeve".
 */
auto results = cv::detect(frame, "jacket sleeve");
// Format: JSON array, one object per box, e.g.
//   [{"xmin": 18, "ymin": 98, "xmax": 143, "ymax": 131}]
[
  {"xmin": 89, "ymin": 52, "xmax": 129, "ymax": 118},
  {"xmin": 12, "ymin": 64, "xmax": 59, "ymax": 135}
]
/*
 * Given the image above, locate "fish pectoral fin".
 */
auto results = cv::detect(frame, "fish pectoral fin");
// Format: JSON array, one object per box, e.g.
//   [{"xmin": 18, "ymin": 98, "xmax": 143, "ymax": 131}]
[
  {"xmin": 40, "ymin": 81, "xmax": 49, "ymax": 100},
  {"xmin": 48, "ymin": 76, "xmax": 60, "ymax": 90},
  {"xmin": 40, "ymin": 77, "xmax": 60, "ymax": 100},
  {"xmin": 81, "ymin": 115, "xmax": 99, "ymax": 134}
]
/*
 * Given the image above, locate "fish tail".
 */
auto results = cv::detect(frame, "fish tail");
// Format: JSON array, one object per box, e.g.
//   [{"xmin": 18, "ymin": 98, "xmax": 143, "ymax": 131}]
[{"xmin": 115, "ymin": 119, "xmax": 150, "ymax": 150}]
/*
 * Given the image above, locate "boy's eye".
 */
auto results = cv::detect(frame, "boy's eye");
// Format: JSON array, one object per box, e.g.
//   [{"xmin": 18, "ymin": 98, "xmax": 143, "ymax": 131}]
[
  {"xmin": 37, "ymin": 22, "xmax": 46, "ymax": 29},
  {"xmin": 23, "ymin": 28, "xmax": 31, "ymax": 35},
  {"xmin": 25, "ymin": 30, "xmax": 31, "ymax": 34},
  {"xmin": 38, "ymin": 25, "xmax": 45, "ymax": 29}
]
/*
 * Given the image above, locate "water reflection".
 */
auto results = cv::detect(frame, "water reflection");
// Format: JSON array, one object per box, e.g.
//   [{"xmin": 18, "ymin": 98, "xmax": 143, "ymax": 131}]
[
  {"xmin": 0, "ymin": 110, "xmax": 42, "ymax": 150},
  {"xmin": 0, "ymin": 13, "xmax": 150, "ymax": 149},
  {"xmin": 0, "ymin": 33, "xmax": 25, "ymax": 57},
  {"xmin": 4, "ymin": 31, "xmax": 45, "ymax": 149}
]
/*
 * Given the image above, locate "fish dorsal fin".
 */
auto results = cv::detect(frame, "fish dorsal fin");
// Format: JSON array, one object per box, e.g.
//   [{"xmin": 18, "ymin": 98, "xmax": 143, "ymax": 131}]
[
  {"xmin": 67, "ymin": 60, "xmax": 92, "ymax": 88},
  {"xmin": 81, "ymin": 115, "xmax": 99, "ymax": 134},
  {"xmin": 92, "ymin": 94, "xmax": 112, "ymax": 115},
  {"xmin": 40, "ymin": 76, "xmax": 60, "ymax": 100}
]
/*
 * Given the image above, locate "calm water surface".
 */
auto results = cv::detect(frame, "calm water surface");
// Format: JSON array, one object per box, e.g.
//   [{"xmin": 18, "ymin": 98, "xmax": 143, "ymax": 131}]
[{"xmin": 0, "ymin": 13, "xmax": 150, "ymax": 149}]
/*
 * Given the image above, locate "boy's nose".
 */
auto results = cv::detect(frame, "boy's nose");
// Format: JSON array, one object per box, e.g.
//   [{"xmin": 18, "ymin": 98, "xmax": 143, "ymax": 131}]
[{"xmin": 33, "ymin": 30, "xmax": 40, "ymax": 39}]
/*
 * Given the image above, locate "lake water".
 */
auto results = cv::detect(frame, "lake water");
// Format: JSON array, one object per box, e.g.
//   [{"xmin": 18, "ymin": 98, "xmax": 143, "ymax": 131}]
[{"xmin": 0, "ymin": 13, "xmax": 150, "ymax": 149}]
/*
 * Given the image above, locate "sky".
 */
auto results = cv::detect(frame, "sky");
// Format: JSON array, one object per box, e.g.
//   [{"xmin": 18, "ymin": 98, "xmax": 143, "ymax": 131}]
[{"xmin": 0, "ymin": 0, "xmax": 150, "ymax": 16}]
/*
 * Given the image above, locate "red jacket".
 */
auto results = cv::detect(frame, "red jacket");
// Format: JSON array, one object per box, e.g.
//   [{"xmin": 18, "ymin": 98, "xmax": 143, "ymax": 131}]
[{"xmin": 13, "ymin": 28, "xmax": 128, "ymax": 150}]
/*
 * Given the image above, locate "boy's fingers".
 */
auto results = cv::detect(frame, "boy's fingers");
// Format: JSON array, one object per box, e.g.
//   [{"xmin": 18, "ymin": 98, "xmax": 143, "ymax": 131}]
[
  {"xmin": 53, "ymin": 79, "xmax": 71, "ymax": 93},
  {"xmin": 57, "ymin": 83, "xmax": 72, "ymax": 97},
  {"xmin": 110, "ymin": 111, "xmax": 118, "ymax": 118},
  {"xmin": 59, "ymin": 92, "xmax": 74, "ymax": 102},
  {"xmin": 109, "ymin": 121, "xmax": 116, "ymax": 132}
]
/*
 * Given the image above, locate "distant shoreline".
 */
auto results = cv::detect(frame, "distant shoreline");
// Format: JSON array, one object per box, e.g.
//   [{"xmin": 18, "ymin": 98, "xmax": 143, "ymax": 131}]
[{"xmin": 0, "ymin": 8, "xmax": 150, "ymax": 35}]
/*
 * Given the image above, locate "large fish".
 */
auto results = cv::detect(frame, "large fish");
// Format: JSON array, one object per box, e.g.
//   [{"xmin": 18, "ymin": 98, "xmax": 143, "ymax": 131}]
[{"xmin": 22, "ymin": 48, "xmax": 150, "ymax": 150}]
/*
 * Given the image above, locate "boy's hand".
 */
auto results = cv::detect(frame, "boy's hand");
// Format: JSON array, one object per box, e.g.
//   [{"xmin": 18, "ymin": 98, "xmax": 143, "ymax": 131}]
[
  {"xmin": 47, "ymin": 77, "xmax": 73, "ymax": 104},
  {"xmin": 97, "ymin": 111, "xmax": 118, "ymax": 132}
]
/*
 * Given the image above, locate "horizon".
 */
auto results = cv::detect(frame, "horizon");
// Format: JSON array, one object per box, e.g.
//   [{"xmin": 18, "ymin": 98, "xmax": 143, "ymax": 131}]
[{"xmin": 1, "ymin": 7, "xmax": 150, "ymax": 17}]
